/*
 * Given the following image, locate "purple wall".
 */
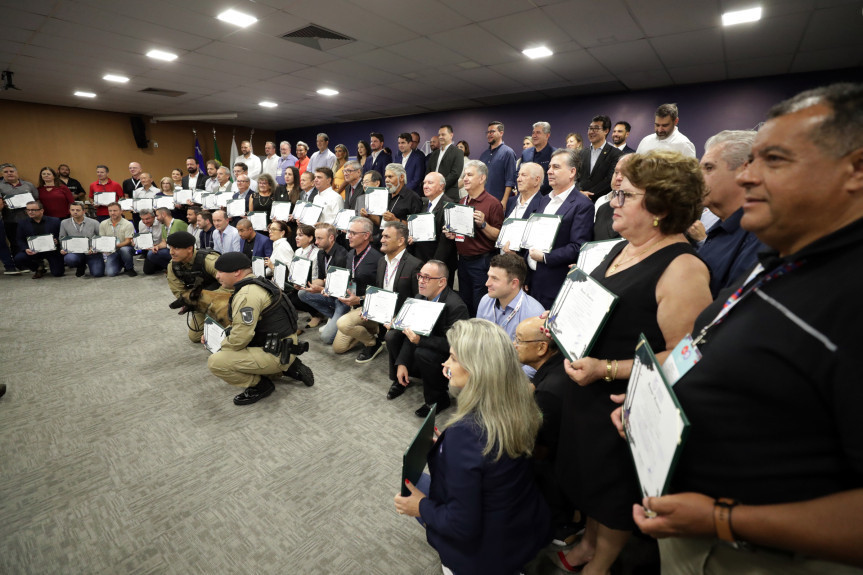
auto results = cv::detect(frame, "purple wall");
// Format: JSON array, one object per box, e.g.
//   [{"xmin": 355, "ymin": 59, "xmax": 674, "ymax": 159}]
[{"xmin": 276, "ymin": 68, "xmax": 863, "ymax": 160}]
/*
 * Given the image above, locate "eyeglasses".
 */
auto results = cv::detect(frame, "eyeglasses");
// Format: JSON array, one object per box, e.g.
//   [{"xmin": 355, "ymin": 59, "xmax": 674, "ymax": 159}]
[
  {"xmin": 346, "ymin": 230, "xmax": 369, "ymax": 237},
  {"xmin": 513, "ymin": 336, "xmax": 546, "ymax": 346},
  {"xmin": 416, "ymin": 273, "xmax": 443, "ymax": 282},
  {"xmin": 612, "ymin": 190, "xmax": 645, "ymax": 207},
  {"xmin": 587, "ymin": 125, "xmax": 604, "ymax": 132},
  {"xmin": 26, "ymin": 208, "xmax": 43, "ymax": 212}
]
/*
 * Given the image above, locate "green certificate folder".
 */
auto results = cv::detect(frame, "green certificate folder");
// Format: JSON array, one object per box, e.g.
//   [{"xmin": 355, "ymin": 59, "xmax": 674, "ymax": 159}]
[
  {"xmin": 401, "ymin": 404, "xmax": 437, "ymax": 496},
  {"xmin": 547, "ymin": 267, "xmax": 618, "ymax": 361}
]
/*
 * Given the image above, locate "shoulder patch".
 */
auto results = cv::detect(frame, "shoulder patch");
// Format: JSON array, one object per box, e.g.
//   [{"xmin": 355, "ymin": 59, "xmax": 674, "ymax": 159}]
[{"xmin": 240, "ymin": 307, "xmax": 255, "ymax": 325}]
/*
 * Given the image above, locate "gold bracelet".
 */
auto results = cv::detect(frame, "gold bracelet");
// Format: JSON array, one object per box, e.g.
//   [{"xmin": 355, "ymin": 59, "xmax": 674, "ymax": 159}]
[
  {"xmin": 612, "ymin": 359, "xmax": 619, "ymax": 380},
  {"xmin": 604, "ymin": 359, "xmax": 613, "ymax": 382}
]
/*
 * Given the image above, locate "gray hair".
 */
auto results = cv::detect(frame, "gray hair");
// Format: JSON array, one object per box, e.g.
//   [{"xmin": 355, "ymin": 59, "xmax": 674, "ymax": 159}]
[
  {"xmin": 138, "ymin": 208, "xmax": 155, "ymax": 217},
  {"xmin": 704, "ymin": 130, "xmax": 757, "ymax": 170},
  {"xmin": 350, "ymin": 216, "xmax": 374, "ymax": 234},
  {"xmin": 551, "ymin": 148, "xmax": 581, "ymax": 172},
  {"xmin": 519, "ymin": 162, "xmax": 544, "ymax": 182},
  {"xmin": 296, "ymin": 141, "xmax": 308, "ymax": 151},
  {"xmin": 344, "ymin": 160, "xmax": 361, "ymax": 171},
  {"xmin": 462, "ymin": 159, "xmax": 488, "ymax": 178},
  {"xmin": 532, "ymin": 121, "xmax": 551, "ymax": 135},
  {"xmin": 279, "ymin": 140, "xmax": 291, "ymax": 149},
  {"xmin": 382, "ymin": 220, "xmax": 409, "ymax": 242},
  {"xmin": 427, "ymin": 171, "xmax": 446, "ymax": 188},
  {"xmin": 316, "ymin": 133, "xmax": 329, "ymax": 142},
  {"xmin": 385, "ymin": 163, "xmax": 406, "ymax": 182},
  {"xmin": 656, "ymin": 103, "xmax": 679, "ymax": 120}
]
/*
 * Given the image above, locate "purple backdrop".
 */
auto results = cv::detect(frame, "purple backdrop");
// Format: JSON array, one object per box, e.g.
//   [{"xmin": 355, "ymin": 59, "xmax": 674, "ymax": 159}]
[{"xmin": 276, "ymin": 68, "xmax": 863, "ymax": 161}]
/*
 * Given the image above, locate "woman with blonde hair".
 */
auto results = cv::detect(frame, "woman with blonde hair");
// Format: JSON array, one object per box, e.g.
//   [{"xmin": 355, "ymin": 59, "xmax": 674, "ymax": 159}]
[
  {"xmin": 395, "ymin": 318, "xmax": 552, "ymax": 575},
  {"xmin": 332, "ymin": 143, "xmax": 349, "ymax": 196}
]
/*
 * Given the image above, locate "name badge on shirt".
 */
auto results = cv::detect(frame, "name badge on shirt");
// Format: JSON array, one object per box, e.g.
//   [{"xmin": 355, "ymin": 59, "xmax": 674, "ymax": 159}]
[
  {"xmin": 661, "ymin": 334, "xmax": 701, "ymax": 386},
  {"xmin": 348, "ymin": 281, "xmax": 357, "ymax": 295},
  {"xmin": 455, "ymin": 234, "xmax": 465, "ymax": 243}
]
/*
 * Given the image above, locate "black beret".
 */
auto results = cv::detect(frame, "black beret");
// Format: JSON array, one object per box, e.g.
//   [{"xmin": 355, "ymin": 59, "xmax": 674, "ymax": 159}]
[
  {"xmin": 166, "ymin": 231, "xmax": 196, "ymax": 249},
  {"xmin": 215, "ymin": 252, "xmax": 252, "ymax": 272}
]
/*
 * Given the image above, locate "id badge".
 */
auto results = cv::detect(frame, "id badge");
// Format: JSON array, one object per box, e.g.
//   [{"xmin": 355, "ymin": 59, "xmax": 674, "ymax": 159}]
[
  {"xmin": 455, "ymin": 234, "xmax": 465, "ymax": 242},
  {"xmin": 348, "ymin": 281, "xmax": 357, "ymax": 295},
  {"xmin": 662, "ymin": 334, "xmax": 701, "ymax": 386}
]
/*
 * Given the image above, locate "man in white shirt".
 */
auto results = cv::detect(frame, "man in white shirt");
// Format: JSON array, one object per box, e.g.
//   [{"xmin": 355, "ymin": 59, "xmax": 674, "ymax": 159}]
[
  {"xmin": 136, "ymin": 208, "xmax": 163, "ymax": 261},
  {"xmin": 308, "ymin": 133, "xmax": 337, "ymax": 174},
  {"xmin": 136, "ymin": 173, "xmax": 160, "ymax": 198},
  {"xmin": 275, "ymin": 141, "xmax": 298, "ymax": 186},
  {"xmin": 211, "ymin": 209, "xmax": 241, "ymax": 254},
  {"xmin": 204, "ymin": 161, "xmax": 221, "ymax": 193},
  {"xmin": 505, "ymin": 162, "xmax": 544, "ymax": 221},
  {"xmin": 260, "ymin": 141, "xmax": 280, "ymax": 180},
  {"xmin": 238, "ymin": 140, "xmax": 262, "ymax": 179},
  {"xmin": 312, "ymin": 167, "xmax": 344, "ymax": 224},
  {"xmin": 635, "ymin": 103, "xmax": 697, "ymax": 158},
  {"xmin": 230, "ymin": 163, "xmax": 257, "ymax": 194},
  {"xmin": 215, "ymin": 166, "xmax": 232, "ymax": 193}
]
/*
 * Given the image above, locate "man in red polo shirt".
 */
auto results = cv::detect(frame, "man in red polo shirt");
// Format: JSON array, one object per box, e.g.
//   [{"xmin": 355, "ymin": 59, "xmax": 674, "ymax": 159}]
[
  {"xmin": 89, "ymin": 164, "xmax": 123, "ymax": 222},
  {"xmin": 442, "ymin": 160, "xmax": 504, "ymax": 316}
]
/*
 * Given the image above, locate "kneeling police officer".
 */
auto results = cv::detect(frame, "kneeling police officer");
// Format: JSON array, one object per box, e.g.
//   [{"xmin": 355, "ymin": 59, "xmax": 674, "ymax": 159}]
[
  {"xmin": 207, "ymin": 252, "xmax": 314, "ymax": 405},
  {"xmin": 165, "ymin": 231, "xmax": 223, "ymax": 343}
]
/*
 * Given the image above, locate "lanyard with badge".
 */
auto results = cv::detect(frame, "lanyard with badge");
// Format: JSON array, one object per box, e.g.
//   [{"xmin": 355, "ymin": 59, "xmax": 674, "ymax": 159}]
[
  {"xmin": 664, "ymin": 259, "xmax": 804, "ymax": 385},
  {"xmin": 496, "ymin": 291, "xmax": 524, "ymax": 329},
  {"xmin": 350, "ymin": 244, "xmax": 371, "ymax": 294}
]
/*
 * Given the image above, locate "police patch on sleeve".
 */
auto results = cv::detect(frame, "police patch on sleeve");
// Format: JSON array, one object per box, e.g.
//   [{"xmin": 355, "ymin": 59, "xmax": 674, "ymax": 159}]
[{"xmin": 240, "ymin": 307, "xmax": 255, "ymax": 325}]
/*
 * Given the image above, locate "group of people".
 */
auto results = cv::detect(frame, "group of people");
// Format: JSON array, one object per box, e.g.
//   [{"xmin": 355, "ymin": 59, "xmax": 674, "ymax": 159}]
[{"xmin": 3, "ymin": 85, "xmax": 862, "ymax": 575}]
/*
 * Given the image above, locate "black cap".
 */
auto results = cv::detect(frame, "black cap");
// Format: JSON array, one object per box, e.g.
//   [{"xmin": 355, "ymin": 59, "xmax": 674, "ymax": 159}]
[
  {"xmin": 166, "ymin": 231, "xmax": 196, "ymax": 249},
  {"xmin": 215, "ymin": 252, "xmax": 252, "ymax": 272}
]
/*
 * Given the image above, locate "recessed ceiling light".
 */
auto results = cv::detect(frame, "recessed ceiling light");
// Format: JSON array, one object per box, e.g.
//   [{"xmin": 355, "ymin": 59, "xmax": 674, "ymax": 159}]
[
  {"xmin": 74, "ymin": 91, "xmax": 96, "ymax": 98},
  {"xmin": 217, "ymin": 9, "xmax": 258, "ymax": 27},
  {"xmin": 146, "ymin": 49, "xmax": 178, "ymax": 62},
  {"xmin": 259, "ymin": 101, "xmax": 278, "ymax": 108},
  {"xmin": 317, "ymin": 88, "xmax": 339, "ymax": 96},
  {"xmin": 522, "ymin": 46, "xmax": 553, "ymax": 59},
  {"xmin": 722, "ymin": 6, "xmax": 762, "ymax": 26},
  {"xmin": 103, "ymin": 74, "xmax": 129, "ymax": 83}
]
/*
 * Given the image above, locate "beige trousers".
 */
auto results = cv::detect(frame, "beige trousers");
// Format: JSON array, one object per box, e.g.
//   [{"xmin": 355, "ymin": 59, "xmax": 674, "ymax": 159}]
[
  {"xmin": 207, "ymin": 335, "xmax": 297, "ymax": 388},
  {"xmin": 333, "ymin": 308, "xmax": 378, "ymax": 353}
]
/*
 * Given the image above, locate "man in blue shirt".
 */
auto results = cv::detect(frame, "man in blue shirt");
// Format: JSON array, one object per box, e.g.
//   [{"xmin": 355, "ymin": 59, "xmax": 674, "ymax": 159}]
[
  {"xmin": 698, "ymin": 130, "xmax": 764, "ymax": 297},
  {"xmin": 480, "ymin": 121, "xmax": 518, "ymax": 208},
  {"xmin": 521, "ymin": 121, "xmax": 556, "ymax": 194}
]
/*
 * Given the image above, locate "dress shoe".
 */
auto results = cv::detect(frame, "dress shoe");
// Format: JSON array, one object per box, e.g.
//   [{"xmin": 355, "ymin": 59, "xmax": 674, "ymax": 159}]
[
  {"xmin": 4, "ymin": 269, "xmax": 21, "ymax": 275},
  {"xmin": 415, "ymin": 397, "xmax": 451, "ymax": 418},
  {"xmin": 233, "ymin": 376, "xmax": 275, "ymax": 405},
  {"xmin": 76, "ymin": 265, "xmax": 86, "ymax": 278},
  {"xmin": 0, "ymin": 383, "xmax": 6, "ymax": 397},
  {"xmin": 355, "ymin": 339, "xmax": 384, "ymax": 363},
  {"xmin": 32, "ymin": 269, "xmax": 45, "ymax": 279},
  {"xmin": 306, "ymin": 316, "xmax": 322, "ymax": 329},
  {"xmin": 387, "ymin": 381, "xmax": 407, "ymax": 400},
  {"xmin": 283, "ymin": 358, "xmax": 314, "ymax": 387},
  {"xmin": 125, "ymin": 269, "xmax": 138, "ymax": 277}
]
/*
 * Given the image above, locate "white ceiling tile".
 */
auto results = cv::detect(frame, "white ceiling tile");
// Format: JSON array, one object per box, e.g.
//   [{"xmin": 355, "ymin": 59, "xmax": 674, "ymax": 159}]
[
  {"xmin": 477, "ymin": 9, "xmax": 571, "ymax": 49},
  {"xmin": 617, "ymin": 69, "xmax": 675, "ymax": 90},
  {"xmin": 439, "ymin": 0, "xmax": 533, "ymax": 21},
  {"xmin": 790, "ymin": 48, "xmax": 863, "ymax": 73},
  {"xmin": 541, "ymin": 0, "xmax": 643, "ymax": 47},
  {"xmin": 430, "ymin": 24, "xmax": 522, "ymax": 66},
  {"xmin": 588, "ymin": 39, "xmax": 664, "ymax": 74},
  {"xmin": 650, "ymin": 28, "xmax": 724, "ymax": 68},
  {"xmin": 384, "ymin": 37, "xmax": 467, "ymax": 68},
  {"xmin": 723, "ymin": 12, "xmax": 810, "ymax": 60},
  {"xmin": 668, "ymin": 63, "xmax": 728, "ymax": 84},
  {"xmin": 540, "ymin": 49, "xmax": 611, "ymax": 82},
  {"xmin": 799, "ymin": 4, "xmax": 863, "ymax": 51},
  {"xmin": 628, "ymin": 0, "xmax": 720, "ymax": 36},
  {"xmin": 727, "ymin": 54, "xmax": 795, "ymax": 79},
  {"xmin": 354, "ymin": 0, "xmax": 470, "ymax": 35},
  {"xmin": 488, "ymin": 60, "xmax": 567, "ymax": 88}
]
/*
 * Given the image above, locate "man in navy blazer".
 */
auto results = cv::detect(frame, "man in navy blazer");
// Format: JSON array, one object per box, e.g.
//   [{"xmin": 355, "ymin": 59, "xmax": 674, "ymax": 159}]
[
  {"xmin": 527, "ymin": 149, "xmax": 594, "ymax": 308},
  {"xmin": 363, "ymin": 132, "xmax": 393, "ymax": 176},
  {"xmin": 236, "ymin": 219, "xmax": 273, "ymax": 259},
  {"xmin": 521, "ymin": 121, "xmax": 556, "ymax": 194},
  {"xmin": 14, "ymin": 200, "xmax": 65, "ymax": 277},
  {"xmin": 504, "ymin": 162, "xmax": 545, "ymax": 220},
  {"xmin": 396, "ymin": 132, "xmax": 425, "ymax": 193},
  {"xmin": 578, "ymin": 115, "xmax": 623, "ymax": 203},
  {"xmin": 612, "ymin": 121, "xmax": 636, "ymax": 155},
  {"xmin": 424, "ymin": 125, "xmax": 464, "ymax": 200}
]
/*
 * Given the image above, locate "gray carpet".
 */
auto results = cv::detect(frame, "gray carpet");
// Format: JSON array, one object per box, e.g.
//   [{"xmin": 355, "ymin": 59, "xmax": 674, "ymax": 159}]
[{"xmin": 0, "ymin": 266, "xmax": 457, "ymax": 574}]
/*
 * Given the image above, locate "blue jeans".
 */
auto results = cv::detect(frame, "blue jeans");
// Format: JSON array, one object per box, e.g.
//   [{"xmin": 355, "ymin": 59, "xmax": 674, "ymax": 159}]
[
  {"xmin": 14, "ymin": 250, "xmax": 65, "ymax": 276},
  {"xmin": 144, "ymin": 247, "xmax": 171, "ymax": 274},
  {"xmin": 298, "ymin": 290, "xmax": 350, "ymax": 345},
  {"xmin": 64, "ymin": 252, "xmax": 105, "ymax": 277},
  {"xmin": 105, "ymin": 246, "xmax": 134, "ymax": 276},
  {"xmin": 457, "ymin": 252, "xmax": 492, "ymax": 317}
]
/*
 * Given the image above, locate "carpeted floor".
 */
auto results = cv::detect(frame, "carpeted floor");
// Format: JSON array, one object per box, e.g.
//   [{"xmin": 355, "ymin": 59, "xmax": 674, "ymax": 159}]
[{"xmin": 0, "ymin": 265, "xmax": 459, "ymax": 574}]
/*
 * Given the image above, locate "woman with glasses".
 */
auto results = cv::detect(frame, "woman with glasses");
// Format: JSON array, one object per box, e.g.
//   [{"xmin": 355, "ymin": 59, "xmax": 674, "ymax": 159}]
[
  {"xmin": 551, "ymin": 150, "xmax": 712, "ymax": 573},
  {"xmin": 156, "ymin": 176, "xmax": 186, "ymax": 220},
  {"xmin": 250, "ymin": 173, "xmax": 281, "ymax": 227},
  {"xmin": 394, "ymin": 318, "xmax": 552, "ymax": 575}
]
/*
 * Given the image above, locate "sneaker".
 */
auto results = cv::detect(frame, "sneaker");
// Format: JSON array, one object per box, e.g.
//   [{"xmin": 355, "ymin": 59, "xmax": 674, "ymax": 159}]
[
  {"xmin": 125, "ymin": 269, "xmax": 138, "ymax": 277},
  {"xmin": 355, "ymin": 339, "xmax": 384, "ymax": 364},
  {"xmin": 283, "ymin": 358, "xmax": 314, "ymax": 387},
  {"xmin": 3, "ymin": 269, "xmax": 21, "ymax": 275}
]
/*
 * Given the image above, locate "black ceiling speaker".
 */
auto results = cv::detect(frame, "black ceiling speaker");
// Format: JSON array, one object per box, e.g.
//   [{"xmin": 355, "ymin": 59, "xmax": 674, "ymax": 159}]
[{"xmin": 130, "ymin": 116, "xmax": 148, "ymax": 148}]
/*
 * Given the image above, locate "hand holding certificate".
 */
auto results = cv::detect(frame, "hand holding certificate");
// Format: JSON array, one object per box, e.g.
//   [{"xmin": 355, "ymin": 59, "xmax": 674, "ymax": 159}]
[
  {"xmin": 520, "ymin": 213, "xmax": 561, "ymax": 253},
  {"xmin": 364, "ymin": 187, "xmax": 389, "ymax": 215},
  {"xmin": 248, "ymin": 212, "xmax": 267, "ymax": 231},
  {"xmin": 273, "ymin": 261, "xmax": 287, "ymax": 288},
  {"xmin": 92, "ymin": 235, "xmax": 117, "ymax": 254},
  {"xmin": 623, "ymin": 335, "xmax": 690, "ymax": 498},
  {"xmin": 133, "ymin": 232, "xmax": 154, "ymax": 250},
  {"xmin": 577, "ymin": 238, "xmax": 627, "ymax": 275},
  {"xmin": 298, "ymin": 203, "xmax": 323, "ymax": 225},
  {"xmin": 288, "ymin": 256, "xmax": 312, "ymax": 287},
  {"xmin": 226, "ymin": 199, "xmax": 246, "ymax": 218},
  {"xmin": 203, "ymin": 316, "xmax": 227, "ymax": 354},
  {"xmin": 174, "ymin": 189, "xmax": 193, "ymax": 205},
  {"xmin": 6, "ymin": 192, "xmax": 36, "ymax": 209},
  {"xmin": 270, "ymin": 201, "xmax": 292, "ymax": 222},
  {"xmin": 201, "ymin": 193, "xmax": 218, "ymax": 210},
  {"xmin": 407, "ymin": 213, "xmax": 436, "ymax": 242},
  {"xmin": 392, "ymin": 298, "xmax": 445, "ymax": 336},
  {"xmin": 333, "ymin": 209, "xmax": 356, "ymax": 231},
  {"xmin": 94, "ymin": 192, "xmax": 116, "ymax": 206},
  {"xmin": 324, "ymin": 266, "xmax": 351, "ymax": 298},
  {"xmin": 27, "ymin": 235, "xmax": 56, "ymax": 253},
  {"xmin": 61, "ymin": 236, "xmax": 90, "ymax": 254},
  {"xmin": 496, "ymin": 218, "xmax": 528, "ymax": 250},
  {"xmin": 362, "ymin": 287, "xmax": 399, "ymax": 324},
  {"xmin": 547, "ymin": 267, "xmax": 618, "ymax": 361},
  {"xmin": 252, "ymin": 256, "xmax": 267, "ymax": 278},
  {"xmin": 443, "ymin": 203, "xmax": 474, "ymax": 237}
]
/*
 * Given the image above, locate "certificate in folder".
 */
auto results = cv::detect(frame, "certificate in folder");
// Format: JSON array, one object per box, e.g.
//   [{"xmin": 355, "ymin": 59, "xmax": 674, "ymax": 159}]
[
  {"xmin": 324, "ymin": 266, "xmax": 351, "ymax": 298},
  {"xmin": 392, "ymin": 298, "xmax": 445, "ymax": 336},
  {"xmin": 27, "ymin": 235, "xmax": 55, "ymax": 253},
  {"xmin": 333, "ymin": 209, "xmax": 356, "ymax": 231},
  {"xmin": 407, "ymin": 213, "xmax": 436, "ymax": 242},
  {"xmin": 270, "ymin": 201, "xmax": 292, "ymax": 222},
  {"xmin": 61, "ymin": 236, "xmax": 90, "ymax": 254},
  {"xmin": 133, "ymin": 232, "xmax": 154, "ymax": 250},
  {"xmin": 248, "ymin": 211, "xmax": 267, "ymax": 231},
  {"xmin": 624, "ymin": 335, "xmax": 690, "ymax": 498},
  {"xmin": 443, "ymin": 203, "xmax": 474, "ymax": 237},
  {"xmin": 252, "ymin": 256, "xmax": 267, "ymax": 278},
  {"xmin": 203, "ymin": 316, "xmax": 227, "ymax": 354},
  {"xmin": 5, "ymin": 192, "xmax": 36, "ymax": 209},
  {"xmin": 495, "ymin": 218, "xmax": 528, "ymax": 250},
  {"xmin": 401, "ymin": 405, "xmax": 437, "ymax": 496},
  {"xmin": 547, "ymin": 267, "xmax": 618, "ymax": 361},
  {"xmin": 91, "ymin": 235, "xmax": 117, "ymax": 254},
  {"xmin": 118, "ymin": 198, "xmax": 134, "ymax": 211},
  {"xmin": 577, "ymin": 238, "xmax": 626, "ymax": 275},
  {"xmin": 364, "ymin": 187, "xmax": 389, "ymax": 216},
  {"xmin": 362, "ymin": 287, "xmax": 399, "ymax": 324},
  {"xmin": 288, "ymin": 256, "xmax": 312, "ymax": 287},
  {"xmin": 174, "ymin": 189, "xmax": 193, "ymax": 205},
  {"xmin": 94, "ymin": 192, "xmax": 116, "ymax": 206},
  {"xmin": 273, "ymin": 261, "xmax": 288, "ymax": 289},
  {"xmin": 520, "ymin": 213, "xmax": 561, "ymax": 253}
]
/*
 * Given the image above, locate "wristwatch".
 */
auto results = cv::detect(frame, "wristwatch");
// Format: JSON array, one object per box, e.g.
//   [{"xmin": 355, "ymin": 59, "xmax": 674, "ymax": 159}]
[
  {"xmin": 714, "ymin": 498, "xmax": 742, "ymax": 545},
  {"xmin": 479, "ymin": 221, "xmax": 487, "ymax": 229}
]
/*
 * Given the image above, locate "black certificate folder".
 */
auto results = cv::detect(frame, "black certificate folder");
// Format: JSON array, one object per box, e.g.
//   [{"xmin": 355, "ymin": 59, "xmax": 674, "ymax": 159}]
[
  {"xmin": 624, "ymin": 335, "xmax": 690, "ymax": 498},
  {"xmin": 401, "ymin": 404, "xmax": 437, "ymax": 496}
]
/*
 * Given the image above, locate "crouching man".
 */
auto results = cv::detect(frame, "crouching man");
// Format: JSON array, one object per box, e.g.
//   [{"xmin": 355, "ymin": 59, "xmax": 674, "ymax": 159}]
[{"xmin": 207, "ymin": 252, "xmax": 314, "ymax": 405}]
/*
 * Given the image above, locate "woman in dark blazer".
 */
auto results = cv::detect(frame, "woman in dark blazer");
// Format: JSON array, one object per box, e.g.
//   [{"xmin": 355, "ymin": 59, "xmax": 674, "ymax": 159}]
[{"xmin": 394, "ymin": 318, "xmax": 552, "ymax": 574}]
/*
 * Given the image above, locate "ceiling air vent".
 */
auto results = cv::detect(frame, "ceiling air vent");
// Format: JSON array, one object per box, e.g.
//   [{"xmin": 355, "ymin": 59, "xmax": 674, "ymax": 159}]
[
  {"xmin": 139, "ymin": 87, "xmax": 186, "ymax": 97},
  {"xmin": 281, "ymin": 24, "xmax": 355, "ymax": 51}
]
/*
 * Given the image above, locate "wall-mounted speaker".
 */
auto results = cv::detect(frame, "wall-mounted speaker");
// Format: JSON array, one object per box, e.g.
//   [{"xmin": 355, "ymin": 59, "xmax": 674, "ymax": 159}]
[{"xmin": 130, "ymin": 116, "xmax": 148, "ymax": 149}]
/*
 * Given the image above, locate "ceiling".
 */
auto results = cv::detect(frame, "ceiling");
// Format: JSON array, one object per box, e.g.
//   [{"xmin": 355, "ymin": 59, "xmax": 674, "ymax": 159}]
[{"xmin": 1, "ymin": 0, "xmax": 862, "ymax": 130}]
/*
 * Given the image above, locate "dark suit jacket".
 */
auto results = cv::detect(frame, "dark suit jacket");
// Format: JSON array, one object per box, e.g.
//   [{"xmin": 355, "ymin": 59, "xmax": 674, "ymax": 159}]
[
  {"xmin": 578, "ymin": 143, "xmax": 622, "ymax": 202},
  {"xmin": 529, "ymin": 189, "xmax": 595, "ymax": 308},
  {"xmin": 299, "ymin": 189, "xmax": 317, "ymax": 204},
  {"xmin": 241, "ymin": 232, "xmax": 273, "ymax": 259},
  {"xmin": 419, "ymin": 413, "xmax": 552, "ymax": 575},
  {"xmin": 504, "ymin": 192, "xmax": 544, "ymax": 220},
  {"xmin": 403, "ymin": 151, "xmax": 425, "ymax": 194},
  {"xmin": 375, "ymin": 250, "xmax": 422, "ymax": 310},
  {"xmin": 618, "ymin": 144, "xmax": 636, "ymax": 155},
  {"xmin": 182, "ymin": 173, "xmax": 207, "ymax": 190},
  {"xmin": 413, "ymin": 197, "xmax": 457, "ymax": 283},
  {"xmin": 593, "ymin": 201, "xmax": 620, "ymax": 241},
  {"xmin": 363, "ymin": 151, "xmax": 393, "ymax": 178},
  {"xmin": 395, "ymin": 287, "xmax": 468, "ymax": 368},
  {"xmin": 344, "ymin": 182, "xmax": 365, "ymax": 211},
  {"xmin": 17, "ymin": 216, "xmax": 62, "ymax": 252},
  {"xmin": 425, "ymin": 145, "xmax": 464, "ymax": 200}
]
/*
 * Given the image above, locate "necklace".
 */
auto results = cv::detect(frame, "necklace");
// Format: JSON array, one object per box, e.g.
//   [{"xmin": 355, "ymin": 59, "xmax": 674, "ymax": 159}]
[
  {"xmin": 257, "ymin": 194, "xmax": 273, "ymax": 207},
  {"xmin": 609, "ymin": 236, "xmax": 670, "ymax": 273}
]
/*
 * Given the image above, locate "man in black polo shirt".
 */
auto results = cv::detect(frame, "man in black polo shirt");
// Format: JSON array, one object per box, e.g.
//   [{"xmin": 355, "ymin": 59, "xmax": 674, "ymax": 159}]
[{"xmin": 628, "ymin": 83, "xmax": 863, "ymax": 573}]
